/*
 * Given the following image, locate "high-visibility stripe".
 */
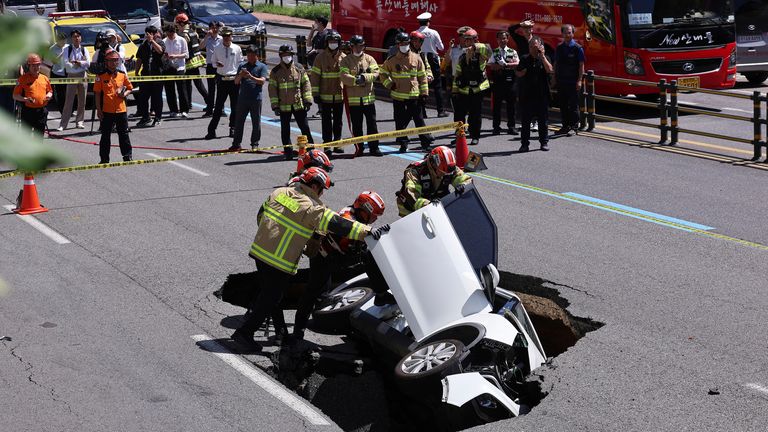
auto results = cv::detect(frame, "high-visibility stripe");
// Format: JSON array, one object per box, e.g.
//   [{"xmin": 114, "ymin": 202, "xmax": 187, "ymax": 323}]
[
  {"xmin": 405, "ymin": 179, "xmax": 422, "ymax": 194},
  {"xmin": 320, "ymin": 72, "xmax": 341, "ymax": 78},
  {"xmin": 276, "ymin": 231, "xmax": 295, "ymax": 258},
  {"xmin": 392, "ymin": 90, "xmax": 420, "ymax": 99},
  {"xmin": 414, "ymin": 198, "xmax": 430, "ymax": 209},
  {"xmin": 250, "ymin": 243, "xmax": 298, "ymax": 273},
  {"xmin": 263, "ymin": 205, "xmax": 313, "ymax": 238},
  {"xmin": 318, "ymin": 209, "xmax": 334, "ymax": 232}
]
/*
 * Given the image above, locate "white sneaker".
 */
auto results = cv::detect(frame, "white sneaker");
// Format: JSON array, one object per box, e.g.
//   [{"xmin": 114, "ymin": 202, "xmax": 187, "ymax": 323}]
[
  {"xmin": 76, "ymin": 122, "xmax": 85, "ymax": 129},
  {"xmin": 55, "ymin": 126, "xmax": 64, "ymax": 131},
  {"xmin": 181, "ymin": 112, "xmax": 189, "ymax": 118}
]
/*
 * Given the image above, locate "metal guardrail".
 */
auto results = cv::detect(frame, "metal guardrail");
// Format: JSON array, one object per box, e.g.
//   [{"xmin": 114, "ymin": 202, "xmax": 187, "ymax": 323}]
[{"xmin": 582, "ymin": 71, "xmax": 767, "ymax": 161}]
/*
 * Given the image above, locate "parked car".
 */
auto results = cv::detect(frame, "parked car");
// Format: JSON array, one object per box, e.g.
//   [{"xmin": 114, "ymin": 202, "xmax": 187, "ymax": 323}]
[
  {"xmin": 312, "ymin": 185, "xmax": 547, "ymax": 425},
  {"xmin": 161, "ymin": 0, "xmax": 265, "ymax": 45}
]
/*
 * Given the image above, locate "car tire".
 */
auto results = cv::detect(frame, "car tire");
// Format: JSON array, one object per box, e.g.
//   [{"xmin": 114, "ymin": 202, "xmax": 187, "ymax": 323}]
[
  {"xmin": 394, "ymin": 339, "xmax": 465, "ymax": 396},
  {"xmin": 744, "ymin": 72, "xmax": 768, "ymax": 85},
  {"xmin": 311, "ymin": 286, "xmax": 374, "ymax": 332}
]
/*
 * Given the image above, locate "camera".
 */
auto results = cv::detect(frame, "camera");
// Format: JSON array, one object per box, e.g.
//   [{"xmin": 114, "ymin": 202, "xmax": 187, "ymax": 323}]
[{"xmin": 94, "ymin": 32, "xmax": 110, "ymax": 51}]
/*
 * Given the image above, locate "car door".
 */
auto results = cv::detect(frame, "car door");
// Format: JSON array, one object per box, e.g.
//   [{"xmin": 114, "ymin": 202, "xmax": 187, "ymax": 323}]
[{"xmin": 366, "ymin": 203, "xmax": 491, "ymax": 342}]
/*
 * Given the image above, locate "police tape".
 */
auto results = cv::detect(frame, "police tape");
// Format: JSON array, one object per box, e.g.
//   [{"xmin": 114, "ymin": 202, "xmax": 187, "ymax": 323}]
[
  {"xmin": 0, "ymin": 121, "xmax": 463, "ymax": 179},
  {"xmin": 0, "ymin": 74, "xmax": 217, "ymax": 86}
]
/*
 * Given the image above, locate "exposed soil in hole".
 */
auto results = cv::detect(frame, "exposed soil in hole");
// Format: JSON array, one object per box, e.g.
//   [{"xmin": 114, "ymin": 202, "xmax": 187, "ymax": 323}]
[{"xmin": 215, "ymin": 270, "xmax": 603, "ymax": 431}]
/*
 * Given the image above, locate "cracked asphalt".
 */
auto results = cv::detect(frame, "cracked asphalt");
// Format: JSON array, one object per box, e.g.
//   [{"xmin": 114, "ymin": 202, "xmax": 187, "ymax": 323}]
[{"xmin": 2, "ymin": 23, "xmax": 768, "ymax": 432}]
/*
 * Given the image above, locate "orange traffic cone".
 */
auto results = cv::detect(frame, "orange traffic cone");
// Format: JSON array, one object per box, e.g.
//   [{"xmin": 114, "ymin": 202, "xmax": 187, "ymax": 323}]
[
  {"xmin": 13, "ymin": 174, "xmax": 48, "ymax": 215},
  {"xmin": 295, "ymin": 135, "xmax": 309, "ymax": 173},
  {"xmin": 455, "ymin": 124, "xmax": 469, "ymax": 169}
]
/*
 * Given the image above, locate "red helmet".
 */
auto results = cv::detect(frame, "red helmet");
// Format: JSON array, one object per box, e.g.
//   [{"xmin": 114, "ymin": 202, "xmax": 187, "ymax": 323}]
[
  {"xmin": 299, "ymin": 167, "xmax": 333, "ymax": 189},
  {"xmin": 175, "ymin": 13, "xmax": 189, "ymax": 23},
  {"xmin": 353, "ymin": 191, "xmax": 385, "ymax": 223},
  {"xmin": 26, "ymin": 53, "xmax": 42, "ymax": 65},
  {"xmin": 409, "ymin": 30, "xmax": 425, "ymax": 40},
  {"xmin": 463, "ymin": 29, "xmax": 478, "ymax": 39},
  {"xmin": 104, "ymin": 49, "xmax": 120, "ymax": 60},
  {"xmin": 300, "ymin": 149, "xmax": 333, "ymax": 172},
  {"xmin": 428, "ymin": 146, "xmax": 457, "ymax": 175}
]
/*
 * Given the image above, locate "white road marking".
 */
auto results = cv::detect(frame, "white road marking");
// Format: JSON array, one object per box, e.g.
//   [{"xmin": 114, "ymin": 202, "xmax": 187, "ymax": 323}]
[
  {"xmin": 3, "ymin": 205, "xmax": 71, "ymax": 244},
  {"xmin": 722, "ymin": 107, "xmax": 752, "ymax": 114},
  {"xmin": 145, "ymin": 153, "xmax": 210, "ymax": 176},
  {"xmin": 190, "ymin": 334, "xmax": 331, "ymax": 426},
  {"xmin": 745, "ymin": 383, "xmax": 768, "ymax": 396}
]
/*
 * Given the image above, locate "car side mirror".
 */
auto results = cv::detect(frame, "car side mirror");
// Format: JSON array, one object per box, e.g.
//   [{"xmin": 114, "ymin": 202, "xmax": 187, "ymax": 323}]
[
  {"xmin": 480, "ymin": 263, "xmax": 499, "ymax": 305},
  {"xmin": 247, "ymin": 8, "xmax": 254, "ymax": 13},
  {"xmin": 129, "ymin": 34, "xmax": 140, "ymax": 42}
]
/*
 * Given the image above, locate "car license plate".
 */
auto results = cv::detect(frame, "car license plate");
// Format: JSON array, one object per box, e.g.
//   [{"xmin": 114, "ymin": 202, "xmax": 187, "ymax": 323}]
[
  {"xmin": 677, "ymin": 76, "xmax": 700, "ymax": 88},
  {"xmin": 233, "ymin": 35, "xmax": 250, "ymax": 42},
  {"xmin": 738, "ymin": 35, "xmax": 762, "ymax": 43}
]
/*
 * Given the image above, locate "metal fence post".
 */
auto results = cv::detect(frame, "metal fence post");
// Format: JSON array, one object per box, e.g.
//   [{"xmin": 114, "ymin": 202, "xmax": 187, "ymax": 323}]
[
  {"xmin": 668, "ymin": 80, "xmax": 678, "ymax": 145},
  {"xmin": 752, "ymin": 91, "xmax": 763, "ymax": 161},
  {"xmin": 658, "ymin": 79, "xmax": 667, "ymax": 144},
  {"xmin": 578, "ymin": 75, "xmax": 587, "ymax": 130},
  {"xmin": 255, "ymin": 32, "xmax": 267, "ymax": 62},
  {"xmin": 296, "ymin": 35, "xmax": 308, "ymax": 68},
  {"xmin": 586, "ymin": 70, "xmax": 595, "ymax": 131}
]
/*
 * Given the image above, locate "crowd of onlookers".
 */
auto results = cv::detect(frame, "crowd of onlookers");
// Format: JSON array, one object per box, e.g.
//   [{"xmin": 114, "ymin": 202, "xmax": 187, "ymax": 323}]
[{"xmin": 4, "ymin": 13, "xmax": 586, "ymax": 163}]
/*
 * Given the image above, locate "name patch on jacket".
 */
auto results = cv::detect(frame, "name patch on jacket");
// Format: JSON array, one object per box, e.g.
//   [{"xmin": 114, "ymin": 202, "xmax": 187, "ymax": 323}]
[{"xmin": 276, "ymin": 193, "xmax": 300, "ymax": 212}]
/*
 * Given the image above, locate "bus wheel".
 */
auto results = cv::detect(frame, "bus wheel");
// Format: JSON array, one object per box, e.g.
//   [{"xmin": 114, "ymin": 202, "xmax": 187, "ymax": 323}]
[
  {"xmin": 635, "ymin": 93, "xmax": 660, "ymax": 103},
  {"xmin": 744, "ymin": 72, "xmax": 768, "ymax": 85}
]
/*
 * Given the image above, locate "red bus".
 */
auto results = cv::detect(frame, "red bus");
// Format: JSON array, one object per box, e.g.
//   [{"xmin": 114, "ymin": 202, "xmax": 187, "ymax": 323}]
[{"xmin": 331, "ymin": 0, "xmax": 737, "ymax": 96}]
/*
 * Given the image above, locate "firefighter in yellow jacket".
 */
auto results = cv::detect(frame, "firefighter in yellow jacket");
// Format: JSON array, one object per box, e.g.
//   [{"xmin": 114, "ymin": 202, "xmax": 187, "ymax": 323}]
[
  {"xmin": 396, "ymin": 146, "xmax": 472, "ymax": 217},
  {"xmin": 339, "ymin": 35, "xmax": 382, "ymax": 157},
  {"xmin": 453, "ymin": 29, "xmax": 491, "ymax": 146},
  {"xmin": 269, "ymin": 45, "xmax": 314, "ymax": 160},
  {"xmin": 310, "ymin": 30, "xmax": 345, "ymax": 154},
  {"xmin": 232, "ymin": 167, "xmax": 390, "ymax": 351},
  {"xmin": 381, "ymin": 32, "xmax": 432, "ymax": 153}
]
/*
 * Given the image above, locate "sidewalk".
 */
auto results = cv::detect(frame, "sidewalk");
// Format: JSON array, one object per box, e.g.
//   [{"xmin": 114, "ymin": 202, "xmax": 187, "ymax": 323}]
[{"xmin": 253, "ymin": 12, "xmax": 313, "ymax": 29}]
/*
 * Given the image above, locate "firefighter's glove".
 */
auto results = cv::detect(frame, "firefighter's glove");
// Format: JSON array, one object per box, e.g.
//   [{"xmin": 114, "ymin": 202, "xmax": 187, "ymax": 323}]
[
  {"xmin": 272, "ymin": 106, "xmax": 281, "ymax": 116},
  {"xmin": 370, "ymin": 224, "xmax": 390, "ymax": 240},
  {"xmin": 355, "ymin": 74, "xmax": 365, "ymax": 85},
  {"xmin": 304, "ymin": 236, "xmax": 322, "ymax": 258},
  {"xmin": 304, "ymin": 102, "xmax": 312, "ymax": 112},
  {"xmin": 454, "ymin": 183, "xmax": 466, "ymax": 196},
  {"xmin": 430, "ymin": 197, "xmax": 442, "ymax": 205}
]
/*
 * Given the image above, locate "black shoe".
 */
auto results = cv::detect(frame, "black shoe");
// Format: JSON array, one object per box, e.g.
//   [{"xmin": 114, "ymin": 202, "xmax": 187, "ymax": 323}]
[
  {"xmin": 492, "ymin": 128, "xmax": 501, "ymax": 135},
  {"xmin": 554, "ymin": 127, "xmax": 569, "ymax": 136},
  {"xmin": 518, "ymin": 145, "xmax": 529, "ymax": 153},
  {"xmin": 123, "ymin": 156, "xmax": 132, "ymax": 162},
  {"xmin": 284, "ymin": 148, "xmax": 295, "ymax": 160},
  {"xmin": 205, "ymin": 132, "xmax": 216, "ymax": 140},
  {"xmin": 398, "ymin": 143, "xmax": 408, "ymax": 153},
  {"xmin": 470, "ymin": 138, "xmax": 479, "ymax": 146},
  {"xmin": 136, "ymin": 119, "xmax": 151, "ymax": 128},
  {"xmin": 202, "ymin": 110, "xmax": 213, "ymax": 118},
  {"xmin": 152, "ymin": 119, "xmax": 162, "ymax": 127},
  {"xmin": 228, "ymin": 127, "xmax": 235, "ymax": 138},
  {"xmin": 99, "ymin": 159, "xmax": 109, "ymax": 164},
  {"xmin": 374, "ymin": 292, "xmax": 396, "ymax": 306},
  {"xmin": 231, "ymin": 330, "xmax": 263, "ymax": 353},
  {"xmin": 333, "ymin": 147, "xmax": 344, "ymax": 154},
  {"xmin": 370, "ymin": 149, "xmax": 384, "ymax": 157},
  {"xmin": 437, "ymin": 111, "xmax": 449, "ymax": 118},
  {"xmin": 540, "ymin": 143, "xmax": 550, "ymax": 151},
  {"xmin": 508, "ymin": 127, "xmax": 519, "ymax": 135},
  {"xmin": 222, "ymin": 112, "xmax": 228, "ymax": 118},
  {"xmin": 228, "ymin": 145, "xmax": 242, "ymax": 152},
  {"xmin": 251, "ymin": 142, "xmax": 259, "ymax": 150}
]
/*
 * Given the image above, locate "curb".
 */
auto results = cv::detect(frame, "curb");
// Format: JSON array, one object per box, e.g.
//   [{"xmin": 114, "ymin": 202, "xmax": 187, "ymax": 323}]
[{"xmin": 263, "ymin": 19, "xmax": 312, "ymax": 30}]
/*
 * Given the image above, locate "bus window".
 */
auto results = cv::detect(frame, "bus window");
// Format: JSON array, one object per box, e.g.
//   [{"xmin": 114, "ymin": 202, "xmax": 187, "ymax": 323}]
[{"xmin": 582, "ymin": 0, "xmax": 616, "ymax": 42}]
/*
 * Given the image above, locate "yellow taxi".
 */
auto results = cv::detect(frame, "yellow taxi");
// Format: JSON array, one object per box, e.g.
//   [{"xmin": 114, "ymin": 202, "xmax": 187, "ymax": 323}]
[{"xmin": 48, "ymin": 10, "xmax": 141, "ymax": 75}]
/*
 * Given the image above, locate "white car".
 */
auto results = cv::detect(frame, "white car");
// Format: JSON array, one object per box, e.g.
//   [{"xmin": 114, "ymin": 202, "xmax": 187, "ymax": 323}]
[{"xmin": 312, "ymin": 185, "xmax": 547, "ymax": 424}]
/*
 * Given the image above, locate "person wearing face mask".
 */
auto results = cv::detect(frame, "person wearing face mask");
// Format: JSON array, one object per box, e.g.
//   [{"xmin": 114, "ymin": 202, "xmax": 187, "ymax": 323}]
[
  {"xmin": 339, "ymin": 35, "xmax": 382, "ymax": 157},
  {"xmin": 409, "ymin": 31, "xmax": 432, "ymax": 120},
  {"xmin": 380, "ymin": 32, "xmax": 432, "ymax": 153},
  {"xmin": 453, "ymin": 28, "xmax": 491, "ymax": 146},
  {"xmin": 516, "ymin": 35, "xmax": 553, "ymax": 152},
  {"xmin": 443, "ymin": 26, "xmax": 472, "ymax": 126},
  {"xmin": 310, "ymin": 30, "xmax": 346, "ymax": 156},
  {"xmin": 269, "ymin": 45, "xmax": 314, "ymax": 160}
]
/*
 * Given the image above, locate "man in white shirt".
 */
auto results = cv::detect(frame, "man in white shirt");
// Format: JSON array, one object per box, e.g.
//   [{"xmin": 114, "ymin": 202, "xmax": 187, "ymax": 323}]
[
  {"xmin": 205, "ymin": 27, "xmax": 243, "ymax": 140},
  {"xmin": 162, "ymin": 23, "xmax": 189, "ymax": 117},
  {"xmin": 416, "ymin": 12, "xmax": 447, "ymax": 117},
  {"xmin": 199, "ymin": 20, "xmax": 223, "ymax": 116},
  {"xmin": 47, "ymin": 32, "xmax": 67, "ymax": 112},
  {"xmin": 58, "ymin": 29, "xmax": 90, "ymax": 130}
]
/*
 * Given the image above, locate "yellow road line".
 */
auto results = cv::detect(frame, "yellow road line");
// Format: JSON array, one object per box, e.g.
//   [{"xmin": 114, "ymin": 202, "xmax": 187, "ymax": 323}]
[{"xmin": 595, "ymin": 125, "xmax": 755, "ymax": 156}]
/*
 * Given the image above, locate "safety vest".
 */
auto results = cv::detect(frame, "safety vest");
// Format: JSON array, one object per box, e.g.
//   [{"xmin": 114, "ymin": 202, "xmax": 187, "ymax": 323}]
[
  {"xmin": 396, "ymin": 159, "xmax": 471, "ymax": 216},
  {"xmin": 268, "ymin": 62, "xmax": 313, "ymax": 111},
  {"xmin": 310, "ymin": 49, "xmax": 345, "ymax": 103},
  {"xmin": 454, "ymin": 43, "xmax": 491, "ymax": 94},
  {"xmin": 380, "ymin": 50, "xmax": 428, "ymax": 101},
  {"xmin": 339, "ymin": 53, "xmax": 379, "ymax": 106}
]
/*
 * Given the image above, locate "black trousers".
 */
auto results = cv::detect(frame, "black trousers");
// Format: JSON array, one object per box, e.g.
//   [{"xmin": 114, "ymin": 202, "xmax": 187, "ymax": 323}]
[
  {"xmin": 492, "ymin": 81, "xmax": 516, "ymax": 130},
  {"xmin": 349, "ymin": 104, "xmax": 378, "ymax": 153},
  {"xmin": 279, "ymin": 107, "xmax": 314, "ymax": 146},
  {"xmin": 451, "ymin": 94, "xmax": 464, "ymax": 123},
  {"xmin": 320, "ymin": 101, "xmax": 343, "ymax": 143},
  {"xmin": 207, "ymin": 77, "xmax": 238, "ymax": 134},
  {"xmin": 20, "ymin": 106, "xmax": 48, "ymax": 136},
  {"xmin": 454, "ymin": 92, "xmax": 484, "ymax": 139},
  {"xmin": 99, "ymin": 112, "xmax": 131, "ymax": 162},
  {"xmin": 427, "ymin": 53, "xmax": 445, "ymax": 113},
  {"xmin": 520, "ymin": 102, "xmax": 549, "ymax": 146},
  {"xmin": 239, "ymin": 259, "xmax": 291, "ymax": 337},
  {"xmin": 293, "ymin": 254, "xmax": 333, "ymax": 337},
  {"xmin": 205, "ymin": 64, "xmax": 216, "ymax": 112},
  {"xmin": 185, "ymin": 66, "xmax": 208, "ymax": 109},
  {"xmin": 557, "ymin": 82, "xmax": 580, "ymax": 129},
  {"xmin": 136, "ymin": 81, "xmax": 163, "ymax": 121},
  {"xmin": 51, "ymin": 71, "xmax": 66, "ymax": 112},
  {"xmin": 393, "ymin": 99, "xmax": 430, "ymax": 147},
  {"xmin": 232, "ymin": 97, "xmax": 262, "ymax": 146},
  {"xmin": 164, "ymin": 70, "xmax": 190, "ymax": 113}
]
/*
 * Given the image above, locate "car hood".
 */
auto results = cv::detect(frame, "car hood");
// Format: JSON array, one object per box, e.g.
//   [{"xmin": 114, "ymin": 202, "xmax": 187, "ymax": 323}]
[{"xmin": 196, "ymin": 14, "xmax": 259, "ymax": 28}]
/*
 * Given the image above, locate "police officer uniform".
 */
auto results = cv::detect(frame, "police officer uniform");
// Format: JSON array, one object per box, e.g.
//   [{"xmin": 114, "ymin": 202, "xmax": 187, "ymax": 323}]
[
  {"xmin": 416, "ymin": 12, "xmax": 448, "ymax": 117},
  {"xmin": 205, "ymin": 27, "xmax": 243, "ymax": 139}
]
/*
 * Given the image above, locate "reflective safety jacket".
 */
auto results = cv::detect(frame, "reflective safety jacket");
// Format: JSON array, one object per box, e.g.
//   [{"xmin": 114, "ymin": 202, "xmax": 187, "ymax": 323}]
[
  {"xmin": 310, "ymin": 49, "xmax": 345, "ymax": 104},
  {"xmin": 183, "ymin": 27, "xmax": 206, "ymax": 70},
  {"xmin": 380, "ymin": 50, "xmax": 428, "ymax": 101},
  {"xmin": 339, "ymin": 53, "xmax": 379, "ymax": 106},
  {"xmin": 249, "ymin": 183, "xmax": 371, "ymax": 274},
  {"xmin": 396, "ymin": 159, "xmax": 472, "ymax": 217},
  {"xmin": 268, "ymin": 62, "xmax": 313, "ymax": 111},
  {"xmin": 454, "ymin": 43, "xmax": 491, "ymax": 94}
]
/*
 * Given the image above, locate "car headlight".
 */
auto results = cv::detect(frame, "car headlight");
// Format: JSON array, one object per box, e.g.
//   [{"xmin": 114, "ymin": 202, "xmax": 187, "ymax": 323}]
[
  {"xmin": 624, "ymin": 51, "xmax": 645, "ymax": 75},
  {"xmin": 256, "ymin": 21, "xmax": 265, "ymax": 33},
  {"xmin": 729, "ymin": 48, "xmax": 737, "ymax": 67}
]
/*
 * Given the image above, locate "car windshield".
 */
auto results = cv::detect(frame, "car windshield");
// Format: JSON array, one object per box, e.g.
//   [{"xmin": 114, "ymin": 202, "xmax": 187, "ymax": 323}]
[
  {"xmin": 189, "ymin": 0, "xmax": 246, "ymax": 17},
  {"xmin": 623, "ymin": 0, "xmax": 733, "ymax": 27},
  {"xmin": 77, "ymin": 0, "xmax": 160, "ymax": 19},
  {"xmin": 54, "ymin": 23, "xmax": 129, "ymax": 46}
]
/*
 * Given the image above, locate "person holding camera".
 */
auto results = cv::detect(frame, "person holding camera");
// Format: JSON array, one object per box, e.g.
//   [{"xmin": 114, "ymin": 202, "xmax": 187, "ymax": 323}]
[
  {"xmin": 516, "ymin": 35, "xmax": 553, "ymax": 152},
  {"xmin": 339, "ymin": 35, "xmax": 381, "ymax": 157},
  {"xmin": 162, "ymin": 23, "xmax": 189, "ymax": 118},
  {"xmin": 200, "ymin": 21, "xmax": 223, "ymax": 116},
  {"xmin": 487, "ymin": 30, "xmax": 519, "ymax": 135},
  {"xmin": 268, "ymin": 45, "xmax": 314, "ymax": 160},
  {"xmin": 13, "ymin": 54, "xmax": 52, "ymax": 137},
  {"xmin": 94, "ymin": 50, "xmax": 134, "ymax": 163},
  {"xmin": 135, "ymin": 25, "xmax": 165, "ymax": 127},
  {"xmin": 453, "ymin": 29, "xmax": 491, "ymax": 146},
  {"xmin": 57, "ymin": 29, "xmax": 89, "ymax": 131},
  {"xmin": 307, "ymin": 16, "xmax": 329, "ymax": 66}
]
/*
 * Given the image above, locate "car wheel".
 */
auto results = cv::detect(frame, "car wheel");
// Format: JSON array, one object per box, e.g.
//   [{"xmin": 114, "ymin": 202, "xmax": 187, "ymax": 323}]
[
  {"xmin": 311, "ymin": 286, "xmax": 374, "ymax": 332},
  {"xmin": 744, "ymin": 72, "xmax": 768, "ymax": 85},
  {"xmin": 394, "ymin": 339, "xmax": 465, "ymax": 396}
]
